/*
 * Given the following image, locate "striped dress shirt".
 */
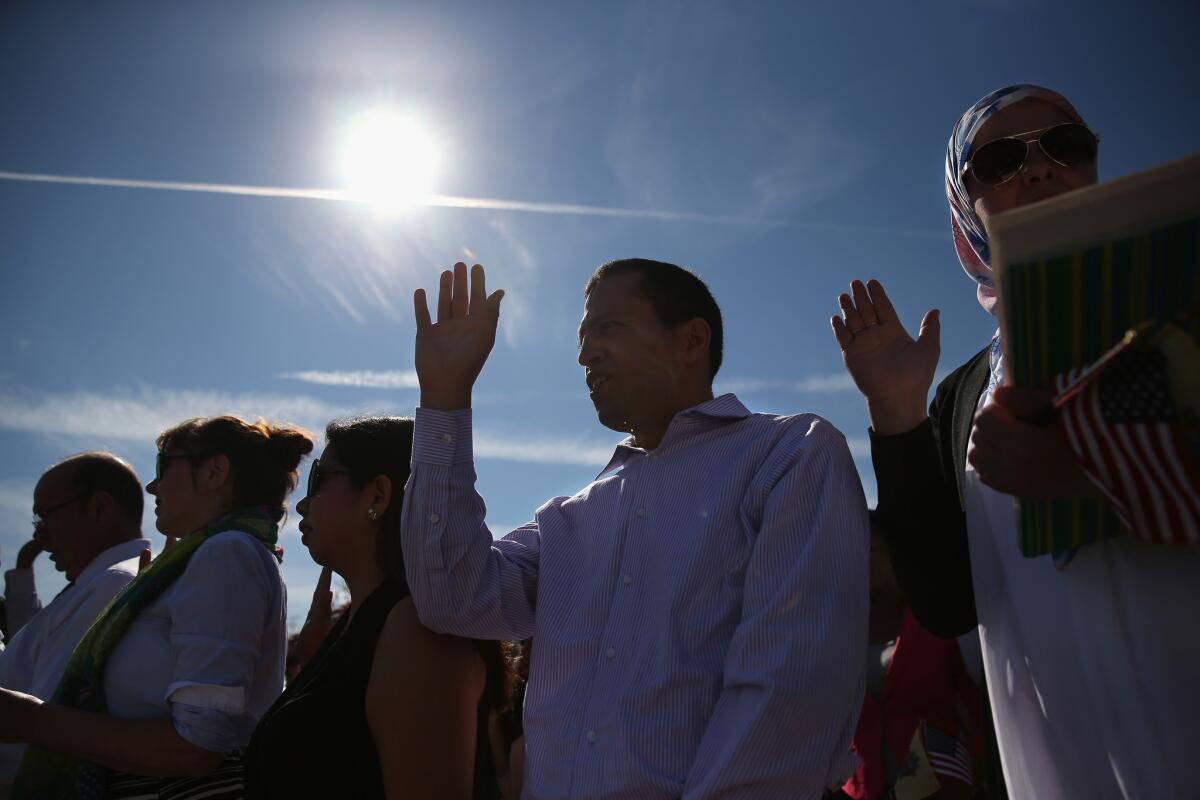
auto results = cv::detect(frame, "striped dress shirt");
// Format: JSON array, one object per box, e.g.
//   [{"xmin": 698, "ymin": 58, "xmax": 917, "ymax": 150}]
[{"xmin": 402, "ymin": 394, "xmax": 869, "ymax": 799}]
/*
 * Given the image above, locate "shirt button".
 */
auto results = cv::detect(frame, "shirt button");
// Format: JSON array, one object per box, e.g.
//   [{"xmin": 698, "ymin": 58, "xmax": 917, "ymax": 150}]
[
  {"xmin": 622, "ymin": 574, "xmax": 632, "ymax": 585},
  {"xmin": 636, "ymin": 508, "xmax": 645, "ymax": 518},
  {"xmin": 586, "ymin": 730, "xmax": 597, "ymax": 744},
  {"xmin": 439, "ymin": 433, "xmax": 453, "ymax": 444},
  {"xmin": 429, "ymin": 512, "xmax": 441, "ymax": 524},
  {"xmin": 605, "ymin": 647, "xmax": 615, "ymax": 660}
]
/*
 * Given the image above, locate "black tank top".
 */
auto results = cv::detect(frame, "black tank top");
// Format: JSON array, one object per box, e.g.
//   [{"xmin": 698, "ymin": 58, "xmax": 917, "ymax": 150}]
[{"xmin": 244, "ymin": 580, "xmax": 499, "ymax": 799}]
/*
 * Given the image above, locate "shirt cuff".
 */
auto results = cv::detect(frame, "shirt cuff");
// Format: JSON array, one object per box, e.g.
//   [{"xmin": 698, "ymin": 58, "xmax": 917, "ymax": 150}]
[
  {"xmin": 3, "ymin": 568, "xmax": 35, "ymax": 596},
  {"xmin": 413, "ymin": 407, "xmax": 474, "ymax": 466},
  {"xmin": 166, "ymin": 681, "xmax": 248, "ymax": 714},
  {"xmin": 171, "ymin": 702, "xmax": 243, "ymax": 754}
]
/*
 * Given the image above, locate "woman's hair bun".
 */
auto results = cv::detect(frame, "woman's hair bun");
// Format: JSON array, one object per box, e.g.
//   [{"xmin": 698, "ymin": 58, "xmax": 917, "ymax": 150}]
[{"xmin": 261, "ymin": 422, "xmax": 315, "ymax": 472}]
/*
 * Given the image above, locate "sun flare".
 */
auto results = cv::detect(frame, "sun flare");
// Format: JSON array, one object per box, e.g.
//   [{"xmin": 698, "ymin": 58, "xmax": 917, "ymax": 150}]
[{"xmin": 339, "ymin": 110, "xmax": 439, "ymax": 211}]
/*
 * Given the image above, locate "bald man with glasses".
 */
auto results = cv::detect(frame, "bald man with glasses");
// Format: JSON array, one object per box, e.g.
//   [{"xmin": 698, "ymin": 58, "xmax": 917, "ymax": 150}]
[{"xmin": 0, "ymin": 452, "xmax": 151, "ymax": 792}]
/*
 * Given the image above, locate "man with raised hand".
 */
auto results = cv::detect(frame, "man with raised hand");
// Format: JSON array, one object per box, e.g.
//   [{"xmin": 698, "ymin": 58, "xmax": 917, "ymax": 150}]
[{"xmin": 402, "ymin": 259, "xmax": 868, "ymax": 799}]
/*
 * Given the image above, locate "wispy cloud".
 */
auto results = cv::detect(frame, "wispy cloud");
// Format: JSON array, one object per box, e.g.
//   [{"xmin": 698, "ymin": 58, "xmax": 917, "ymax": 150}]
[
  {"xmin": 279, "ymin": 370, "xmax": 420, "ymax": 389},
  {"xmin": 0, "ymin": 170, "xmax": 796, "ymax": 228},
  {"xmin": 0, "ymin": 387, "xmax": 614, "ymax": 468},
  {"xmin": 715, "ymin": 373, "xmax": 856, "ymax": 394},
  {"xmin": 0, "ymin": 170, "xmax": 942, "ymax": 240},
  {"xmin": 0, "ymin": 387, "xmax": 350, "ymax": 444},
  {"xmin": 475, "ymin": 431, "xmax": 616, "ymax": 467}
]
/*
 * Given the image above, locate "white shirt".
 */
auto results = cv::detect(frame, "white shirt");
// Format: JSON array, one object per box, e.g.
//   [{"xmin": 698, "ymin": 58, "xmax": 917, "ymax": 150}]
[
  {"xmin": 403, "ymin": 397, "xmax": 869, "ymax": 799},
  {"xmin": 964, "ymin": 343, "xmax": 1200, "ymax": 799},
  {"xmin": 101, "ymin": 530, "xmax": 288, "ymax": 755},
  {"xmin": 0, "ymin": 537, "xmax": 149, "ymax": 787}
]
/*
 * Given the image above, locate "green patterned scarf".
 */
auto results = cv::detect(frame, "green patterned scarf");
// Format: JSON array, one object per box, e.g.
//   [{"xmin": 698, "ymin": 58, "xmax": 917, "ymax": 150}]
[{"xmin": 12, "ymin": 506, "xmax": 283, "ymax": 800}]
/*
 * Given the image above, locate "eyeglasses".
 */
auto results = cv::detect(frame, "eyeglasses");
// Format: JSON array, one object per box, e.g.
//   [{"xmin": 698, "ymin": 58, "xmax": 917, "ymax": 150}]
[
  {"xmin": 964, "ymin": 122, "xmax": 1099, "ymax": 186},
  {"xmin": 155, "ymin": 451, "xmax": 209, "ymax": 482},
  {"xmin": 32, "ymin": 494, "xmax": 90, "ymax": 527},
  {"xmin": 306, "ymin": 458, "xmax": 353, "ymax": 497}
]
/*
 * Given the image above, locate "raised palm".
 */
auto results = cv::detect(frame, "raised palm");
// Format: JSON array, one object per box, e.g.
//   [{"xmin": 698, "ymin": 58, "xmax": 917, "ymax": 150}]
[
  {"xmin": 831, "ymin": 279, "xmax": 940, "ymax": 434},
  {"xmin": 413, "ymin": 262, "xmax": 505, "ymax": 409}
]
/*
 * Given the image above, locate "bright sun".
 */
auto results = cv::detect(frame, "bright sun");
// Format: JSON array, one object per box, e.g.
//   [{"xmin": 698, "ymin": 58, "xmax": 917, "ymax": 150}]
[{"xmin": 340, "ymin": 110, "xmax": 439, "ymax": 211}]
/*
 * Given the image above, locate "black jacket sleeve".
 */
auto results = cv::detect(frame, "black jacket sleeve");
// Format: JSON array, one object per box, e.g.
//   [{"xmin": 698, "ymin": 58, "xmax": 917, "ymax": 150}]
[{"xmin": 869, "ymin": 345, "xmax": 990, "ymax": 638}]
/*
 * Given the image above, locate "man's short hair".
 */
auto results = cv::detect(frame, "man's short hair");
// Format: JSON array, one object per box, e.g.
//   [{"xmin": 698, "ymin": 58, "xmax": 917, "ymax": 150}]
[
  {"xmin": 584, "ymin": 258, "xmax": 724, "ymax": 379},
  {"xmin": 50, "ymin": 452, "xmax": 144, "ymax": 527}
]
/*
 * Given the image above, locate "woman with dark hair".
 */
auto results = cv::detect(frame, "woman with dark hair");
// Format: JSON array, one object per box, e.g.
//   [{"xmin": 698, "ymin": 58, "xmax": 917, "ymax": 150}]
[
  {"xmin": 833, "ymin": 85, "xmax": 1199, "ymax": 797},
  {"xmin": 0, "ymin": 415, "xmax": 312, "ymax": 799},
  {"xmin": 243, "ymin": 416, "xmax": 510, "ymax": 800}
]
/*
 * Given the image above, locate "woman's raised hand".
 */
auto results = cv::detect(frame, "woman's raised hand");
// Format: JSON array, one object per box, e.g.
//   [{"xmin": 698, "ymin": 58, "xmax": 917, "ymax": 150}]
[
  {"xmin": 413, "ymin": 262, "xmax": 505, "ymax": 410},
  {"xmin": 831, "ymin": 279, "xmax": 940, "ymax": 435}
]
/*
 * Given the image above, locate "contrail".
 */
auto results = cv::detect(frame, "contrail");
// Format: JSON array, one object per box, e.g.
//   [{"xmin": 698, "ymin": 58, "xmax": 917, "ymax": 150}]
[{"xmin": 0, "ymin": 170, "xmax": 944, "ymax": 238}]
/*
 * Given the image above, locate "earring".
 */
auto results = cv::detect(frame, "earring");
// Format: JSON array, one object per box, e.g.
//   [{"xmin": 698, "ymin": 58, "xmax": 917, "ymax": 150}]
[{"xmin": 367, "ymin": 508, "xmax": 378, "ymax": 521}]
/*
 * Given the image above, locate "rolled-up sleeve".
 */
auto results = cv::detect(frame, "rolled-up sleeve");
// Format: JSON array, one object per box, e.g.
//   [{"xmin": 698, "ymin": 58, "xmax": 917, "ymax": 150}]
[
  {"xmin": 165, "ymin": 533, "xmax": 278, "ymax": 753},
  {"xmin": 401, "ymin": 407, "xmax": 541, "ymax": 641},
  {"xmin": 683, "ymin": 422, "xmax": 870, "ymax": 799}
]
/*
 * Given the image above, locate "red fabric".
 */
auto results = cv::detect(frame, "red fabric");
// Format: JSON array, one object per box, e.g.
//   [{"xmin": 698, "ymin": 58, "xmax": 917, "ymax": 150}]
[{"xmin": 841, "ymin": 610, "xmax": 981, "ymax": 800}]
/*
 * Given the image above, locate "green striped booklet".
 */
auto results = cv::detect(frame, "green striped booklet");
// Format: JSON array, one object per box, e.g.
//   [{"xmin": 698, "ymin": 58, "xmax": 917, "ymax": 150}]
[{"xmin": 990, "ymin": 152, "xmax": 1200, "ymax": 557}]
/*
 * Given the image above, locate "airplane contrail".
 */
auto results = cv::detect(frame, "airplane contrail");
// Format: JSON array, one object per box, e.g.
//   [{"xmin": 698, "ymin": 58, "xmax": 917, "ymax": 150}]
[{"xmin": 0, "ymin": 170, "xmax": 944, "ymax": 238}]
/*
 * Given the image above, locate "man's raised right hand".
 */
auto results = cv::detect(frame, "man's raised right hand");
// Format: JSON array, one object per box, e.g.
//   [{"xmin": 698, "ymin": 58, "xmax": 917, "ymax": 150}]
[{"xmin": 413, "ymin": 262, "xmax": 505, "ymax": 410}]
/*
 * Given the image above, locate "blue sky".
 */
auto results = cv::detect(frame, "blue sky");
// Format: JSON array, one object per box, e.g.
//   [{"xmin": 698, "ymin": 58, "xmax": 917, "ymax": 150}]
[{"xmin": 2, "ymin": 1, "xmax": 1197, "ymax": 626}]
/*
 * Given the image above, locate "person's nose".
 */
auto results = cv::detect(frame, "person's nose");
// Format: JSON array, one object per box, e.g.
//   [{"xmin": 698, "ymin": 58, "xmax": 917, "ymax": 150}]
[
  {"xmin": 578, "ymin": 334, "xmax": 601, "ymax": 367},
  {"xmin": 577, "ymin": 343, "xmax": 591, "ymax": 367},
  {"xmin": 296, "ymin": 495, "xmax": 310, "ymax": 516},
  {"xmin": 1019, "ymin": 139, "xmax": 1058, "ymax": 185},
  {"xmin": 145, "ymin": 478, "xmax": 158, "ymax": 495}
]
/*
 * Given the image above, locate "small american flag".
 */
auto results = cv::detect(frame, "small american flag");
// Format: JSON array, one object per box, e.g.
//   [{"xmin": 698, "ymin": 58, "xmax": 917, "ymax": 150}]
[
  {"xmin": 1056, "ymin": 324, "xmax": 1200, "ymax": 546},
  {"xmin": 922, "ymin": 724, "xmax": 973, "ymax": 788}
]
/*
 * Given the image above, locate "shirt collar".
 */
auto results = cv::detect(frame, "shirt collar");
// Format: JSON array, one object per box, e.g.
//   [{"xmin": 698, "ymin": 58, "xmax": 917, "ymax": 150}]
[
  {"xmin": 674, "ymin": 393, "xmax": 753, "ymax": 422},
  {"xmin": 597, "ymin": 393, "xmax": 751, "ymax": 477},
  {"xmin": 74, "ymin": 537, "xmax": 153, "ymax": 587}
]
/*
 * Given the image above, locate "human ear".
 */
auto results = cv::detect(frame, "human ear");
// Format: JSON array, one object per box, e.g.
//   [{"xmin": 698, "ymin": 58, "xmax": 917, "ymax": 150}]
[
  {"xmin": 198, "ymin": 454, "xmax": 232, "ymax": 493},
  {"xmin": 86, "ymin": 491, "xmax": 115, "ymax": 523},
  {"xmin": 681, "ymin": 318, "xmax": 711, "ymax": 367},
  {"xmin": 366, "ymin": 475, "xmax": 393, "ymax": 519}
]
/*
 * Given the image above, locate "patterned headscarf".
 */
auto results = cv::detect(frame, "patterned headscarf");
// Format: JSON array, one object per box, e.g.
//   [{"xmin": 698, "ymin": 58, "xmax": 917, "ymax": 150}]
[{"xmin": 945, "ymin": 84, "xmax": 1086, "ymax": 311}]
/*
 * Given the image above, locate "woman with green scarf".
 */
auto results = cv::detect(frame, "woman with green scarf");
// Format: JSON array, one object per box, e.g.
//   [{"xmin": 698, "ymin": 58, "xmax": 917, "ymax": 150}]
[{"xmin": 0, "ymin": 415, "xmax": 312, "ymax": 800}]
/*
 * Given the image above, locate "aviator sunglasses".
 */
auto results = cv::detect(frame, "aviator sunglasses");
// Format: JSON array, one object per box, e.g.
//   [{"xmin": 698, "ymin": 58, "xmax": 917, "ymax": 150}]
[{"xmin": 964, "ymin": 122, "xmax": 1099, "ymax": 186}]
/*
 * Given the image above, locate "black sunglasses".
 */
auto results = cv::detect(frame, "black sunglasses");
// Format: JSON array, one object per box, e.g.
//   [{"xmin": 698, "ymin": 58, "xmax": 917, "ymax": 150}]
[
  {"xmin": 155, "ymin": 451, "xmax": 209, "ymax": 482},
  {"xmin": 964, "ymin": 122, "xmax": 1099, "ymax": 186},
  {"xmin": 306, "ymin": 458, "xmax": 353, "ymax": 497}
]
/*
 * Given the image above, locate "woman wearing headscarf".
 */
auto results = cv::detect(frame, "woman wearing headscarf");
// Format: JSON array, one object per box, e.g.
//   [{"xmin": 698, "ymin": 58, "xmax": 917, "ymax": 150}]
[
  {"xmin": 832, "ymin": 85, "xmax": 1200, "ymax": 798},
  {"xmin": 0, "ymin": 415, "xmax": 311, "ymax": 800}
]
